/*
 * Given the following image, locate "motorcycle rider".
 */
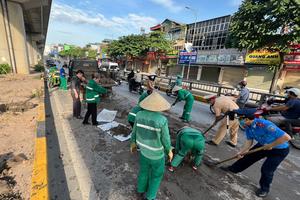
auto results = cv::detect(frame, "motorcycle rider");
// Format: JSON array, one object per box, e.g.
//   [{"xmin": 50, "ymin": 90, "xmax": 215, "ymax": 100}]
[
  {"xmin": 235, "ymin": 80, "xmax": 250, "ymax": 108},
  {"xmin": 134, "ymin": 69, "xmax": 142, "ymax": 87},
  {"xmin": 267, "ymin": 87, "xmax": 300, "ymax": 134}
]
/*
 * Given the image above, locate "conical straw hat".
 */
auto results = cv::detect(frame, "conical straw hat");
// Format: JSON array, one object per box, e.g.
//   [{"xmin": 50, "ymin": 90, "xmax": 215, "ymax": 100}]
[
  {"xmin": 172, "ymin": 86, "xmax": 182, "ymax": 93},
  {"xmin": 140, "ymin": 92, "xmax": 171, "ymax": 112}
]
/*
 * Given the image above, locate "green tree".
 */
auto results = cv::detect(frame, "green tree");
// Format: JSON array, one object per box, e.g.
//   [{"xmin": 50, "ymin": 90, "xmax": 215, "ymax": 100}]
[
  {"xmin": 226, "ymin": 0, "xmax": 300, "ymax": 91},
  {"xmin": 227, "ymin": 0, "xmax": 300, "ymax": 53}
]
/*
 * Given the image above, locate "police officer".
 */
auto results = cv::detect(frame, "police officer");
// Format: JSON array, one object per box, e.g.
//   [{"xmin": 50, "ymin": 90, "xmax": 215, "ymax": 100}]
[
  {"xmin": 130, "ymin": 92, "xmax": 173, "ymax": 200},
  {"xmin": 172, "ymin": 86, "xmax": 194, "ymax": 123},
  {"xmin": 168, "ymin": 127, "xmax": 205, "ymax": 172},
  {"xmin": 221, "ymin": 115, "xmax": 291, "ymax": 198}
]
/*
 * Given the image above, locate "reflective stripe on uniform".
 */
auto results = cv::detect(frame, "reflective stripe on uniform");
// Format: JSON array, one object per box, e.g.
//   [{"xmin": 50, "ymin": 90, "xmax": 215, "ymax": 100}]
[
  {"xmin": 86, "ymin": 98, "xmax": 95, "ymax": 101},
  {"xmin": 137, "ymin": 123, "xmax": 161, "ymax": 132},
  {"xmin": 129, "ymin": 112, "xmax": 136, "ymax": 116},
  {"xmin": 136, "ymin": 140, "xmax": 164, "ymax": 151},
  {"xmin": 86, "ymin": 86, "xmax": 93, "ymax": 90},
  {"xmin": 94, "ymin": 94, "xmax": 99, "ymax": 98},
  {"xmin": 184, "ymin": 93, "xmax": 191, "ymax": 99}
]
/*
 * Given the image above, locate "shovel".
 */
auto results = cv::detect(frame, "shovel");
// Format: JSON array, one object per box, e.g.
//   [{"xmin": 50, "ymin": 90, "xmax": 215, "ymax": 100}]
[{"xmin": 204, "ymin": 145, "xmax": 266, "ymax": 167}]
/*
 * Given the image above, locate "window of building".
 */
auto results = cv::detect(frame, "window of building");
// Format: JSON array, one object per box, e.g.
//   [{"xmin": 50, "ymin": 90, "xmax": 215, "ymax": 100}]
[
  {"xmin": 224, "ymin": 23, "xmax": 229, "ymax": 30},
  {"xmin": 220, "ymin": 24, "xmax": 224, "ymax": 30}
]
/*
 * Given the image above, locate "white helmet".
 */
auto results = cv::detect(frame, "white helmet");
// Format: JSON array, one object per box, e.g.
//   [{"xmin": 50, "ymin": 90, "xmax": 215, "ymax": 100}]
[{"xmin": 286, "ymin": 88, "xmax": 300, "ymax": 97}]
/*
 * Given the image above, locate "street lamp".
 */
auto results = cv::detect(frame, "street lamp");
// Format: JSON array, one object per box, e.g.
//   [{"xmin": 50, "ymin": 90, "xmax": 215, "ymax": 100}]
[{"xmin": 185, "ymin": 6, "xmax": 198, "ymax": 80}]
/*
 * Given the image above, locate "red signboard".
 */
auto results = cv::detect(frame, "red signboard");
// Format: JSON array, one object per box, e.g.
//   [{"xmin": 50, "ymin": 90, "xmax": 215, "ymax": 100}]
[{"xmin": 147, "ymin": 52, "xmax": 156, "ymax": 60}]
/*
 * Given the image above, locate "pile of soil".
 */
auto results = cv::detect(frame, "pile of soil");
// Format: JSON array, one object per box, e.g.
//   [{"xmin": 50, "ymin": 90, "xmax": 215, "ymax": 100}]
[
  {"xmin": 0, "ymin": 74, "xmax": 43, "ymax": 199},
  {"xmin": 0, "ymin": 154, "xmax": 27, "ymax": 200},
  {"xmin": 110, "ymin": 125, "xmax": 131, "ymax": 137}
]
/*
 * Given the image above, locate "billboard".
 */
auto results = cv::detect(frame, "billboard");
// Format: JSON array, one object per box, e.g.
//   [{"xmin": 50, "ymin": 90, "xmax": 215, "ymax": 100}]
[{"xmin": 245, "ymin": 51, "xmax": 280, "ymax": 65}]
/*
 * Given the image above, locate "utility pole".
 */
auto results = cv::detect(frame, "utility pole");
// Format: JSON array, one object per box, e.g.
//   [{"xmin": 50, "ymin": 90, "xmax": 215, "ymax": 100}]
[{"xmin": 185, "ymin": 6, "xmax": 198, "ymax": 80}]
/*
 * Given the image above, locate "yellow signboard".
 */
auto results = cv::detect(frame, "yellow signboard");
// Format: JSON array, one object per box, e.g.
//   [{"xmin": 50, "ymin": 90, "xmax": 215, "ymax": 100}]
[{"xmin": 245, "ymin": 51, "xmax": 280, "ymax": 65}]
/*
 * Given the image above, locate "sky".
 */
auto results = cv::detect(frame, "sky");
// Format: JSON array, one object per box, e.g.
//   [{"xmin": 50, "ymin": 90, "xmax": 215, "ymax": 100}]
[{"xmin": 46, "ymin": 0, "xmax": 243, "ymax": 46}]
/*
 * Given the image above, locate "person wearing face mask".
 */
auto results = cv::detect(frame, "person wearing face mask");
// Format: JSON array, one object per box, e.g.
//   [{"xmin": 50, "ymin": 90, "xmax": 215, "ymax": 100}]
[
  {"xmin": 235, "ymin": 80, "xmax": 250, "ymax": 108},
  {"xmin": 221, "ymin": 114, "xmax": 291, "ymax": 198},
  {"xmin": 266, "ymin": 88, "xmax": 300, "ymax": 134}
]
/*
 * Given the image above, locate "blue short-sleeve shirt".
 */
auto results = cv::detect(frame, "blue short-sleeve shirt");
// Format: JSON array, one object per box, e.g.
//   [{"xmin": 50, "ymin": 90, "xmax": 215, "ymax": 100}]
[
  {"xmin": 245, "ymin": 118, "xmax": 289, "ymax": 149},
  {"xmin": 60, "ymin": 67, "xmax": 65, "ymax": 78},
  {"xmin": 281, "ymin": 98, "xmax": 300, "ymax": 119}
]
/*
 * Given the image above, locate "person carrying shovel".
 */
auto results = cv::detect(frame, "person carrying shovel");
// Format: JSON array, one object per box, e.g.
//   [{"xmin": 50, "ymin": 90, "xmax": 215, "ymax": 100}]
[
  {"xmin": 168, "ymin": 127, "xmax": 205, "ymax": 172},
  {"xmin": 206, "ymin": 96, "xmax": 239, "ymax": 147},
  {"xmin": 130, "ymin": 92, "xmax": 173, "ymax": 200},
  {"xmin": 221, "ymin": 114, "xmax": 291, "ymax": 198},
  {"xmin": 172, "ymin": 86, "xmax": 194, "ymax": 123}
]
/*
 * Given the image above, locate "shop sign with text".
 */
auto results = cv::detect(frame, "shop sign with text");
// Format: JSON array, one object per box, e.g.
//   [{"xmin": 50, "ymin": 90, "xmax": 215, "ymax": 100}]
[{"xmin": 245, "ymin": 51, "xmax": 280, "ymax": 65}]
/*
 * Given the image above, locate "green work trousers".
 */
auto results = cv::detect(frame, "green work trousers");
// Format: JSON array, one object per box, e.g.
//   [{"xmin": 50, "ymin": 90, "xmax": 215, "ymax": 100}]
[
  {"xmin": 137, "ymin": 153, "xmax": 165, "ymax": 200},
  {"xmin": 171, "ymin": 134, "xmax": 205, "ymax": 167},
  {"xmin": 182, "ymin": 97, "xmax": 194, "ymax": 121},
  {"xmin": 59, "ymin": 77, "xmax": 67, "ymax": 90}
]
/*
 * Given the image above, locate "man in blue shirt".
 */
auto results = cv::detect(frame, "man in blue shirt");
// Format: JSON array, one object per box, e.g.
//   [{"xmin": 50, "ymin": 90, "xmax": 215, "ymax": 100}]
[
  {"xmin": 221, "ymin": 115, "xmax": 291, "ymax": 198},
  {"xmin": 235, "ymin": 80, "xmax": 250, "ymax": 108},
  {"xmin": 59, "ymin": 65, "xmax": 68, "ymax": 90},
  {"xmin": 267, "ymin": 87, "xmax": 300, "ymax": 134}
]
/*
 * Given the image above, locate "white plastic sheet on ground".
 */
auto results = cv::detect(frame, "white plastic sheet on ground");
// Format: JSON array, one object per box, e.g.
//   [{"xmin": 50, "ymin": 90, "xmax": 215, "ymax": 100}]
[
  {"xmin": 97, "ymin": 121, "xmax": 119, "ymax": 131},
  {"xmin": 97, "ymin": 122, "xmax": 131, "ymax": 142},
  {"xmin": 97, "ymin": 109, "xmax": 117, "ymax": 122}
]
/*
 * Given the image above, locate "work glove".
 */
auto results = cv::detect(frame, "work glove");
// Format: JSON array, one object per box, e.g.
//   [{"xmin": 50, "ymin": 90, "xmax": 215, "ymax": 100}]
[
  {"xmin": 130, "ymin": 143, "xmax": 137, "ymax": 153},
  {"xmin": 168, "ymin": 150, "xmax": 173, "ymax": 162}
]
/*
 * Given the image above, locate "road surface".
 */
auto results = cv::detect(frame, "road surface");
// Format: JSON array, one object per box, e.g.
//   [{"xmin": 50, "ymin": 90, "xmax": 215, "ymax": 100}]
[{"xmin": 46, "ymin": 84, "xmax": 300, "ymax": 200}]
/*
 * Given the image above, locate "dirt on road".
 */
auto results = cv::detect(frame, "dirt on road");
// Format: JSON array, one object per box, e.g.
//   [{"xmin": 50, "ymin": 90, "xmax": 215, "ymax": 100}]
[
  {"xmin": 52, "ymin": 89, "xmax": 263, "ymax": 200},
  {"xmin": 0, "ymin": 74, "xmax": 43, "ymax": 200}
]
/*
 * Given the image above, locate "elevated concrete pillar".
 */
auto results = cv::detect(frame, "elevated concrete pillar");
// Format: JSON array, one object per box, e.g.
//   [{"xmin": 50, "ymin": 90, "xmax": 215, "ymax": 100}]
[
  {"xmin": 0, "ymin": 1, "xmax": 12, "ymax": 67},
  {"xmin": 7, "ymin": 1, "xmax": 30, "ymax": 74}
]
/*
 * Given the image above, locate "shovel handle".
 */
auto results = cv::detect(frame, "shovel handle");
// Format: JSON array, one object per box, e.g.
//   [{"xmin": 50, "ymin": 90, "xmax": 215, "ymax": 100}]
[
  {"xmin": 216, "ymin": 146, "xmax": 266, "ymax": 165},
  {"xmin": 203, "ymin": 115, "xmax": 226, "ymax": 135}
]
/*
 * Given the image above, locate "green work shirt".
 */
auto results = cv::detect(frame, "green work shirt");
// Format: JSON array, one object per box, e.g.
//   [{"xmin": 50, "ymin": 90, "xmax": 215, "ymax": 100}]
[
  {"xmin": 138, "ymin": 91, "xmax": 149, "ymax": 103},
  {"xmin": 127, "ymin": 105, "xmax": 143, "ymax": 123},
  {"xmin": 85, "ymin": 79, "xmax": 107, "ymax": 104},
  {"xmin": 131, "ymin": 110, "xmax": 171, "ymax": 160},
  {"xmin": 175, "ymin": 127, "xmax": 205, "ymax": 151},
  {"xmin": 177, "ymin": 89, "xmax": 192, "ymax": 101}
]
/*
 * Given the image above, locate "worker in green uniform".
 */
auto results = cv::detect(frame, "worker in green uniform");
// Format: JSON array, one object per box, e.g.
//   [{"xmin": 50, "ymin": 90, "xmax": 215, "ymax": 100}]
[
  {"xmin": 172, "ymin": 86, "xmax": 194, "ymax": 123},
  {"xmin": 175, "ymin": 75, "xmax": 183, "ymax": 86},
  {"xmin": 168, "ymin": 127, "xmax": 205, "ymax": 172},
  {"xmin": 83, "ymin": 73, "xmax": 107, "ymax": 125},
  {"xmin": 127, "ymin": 105, "xmax": 143, "ymax": 127},
  {"xmin": 138, "ymin": 91, "xmax": 149, "ymax": 103},
  {"xmin": 130, "ymin": 92, "xmax": 173, "ymax": 200}
]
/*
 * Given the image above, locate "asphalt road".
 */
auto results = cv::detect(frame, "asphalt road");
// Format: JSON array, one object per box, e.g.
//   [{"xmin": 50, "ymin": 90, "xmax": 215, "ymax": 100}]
[{"xmin": 48, "ymin": 84, "xmax": 300, "ymax": 200}]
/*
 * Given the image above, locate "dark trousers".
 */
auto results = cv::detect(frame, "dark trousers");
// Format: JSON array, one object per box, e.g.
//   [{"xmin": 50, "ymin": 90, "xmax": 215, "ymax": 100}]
[
  {"xmin": 284, "ymin": 118, "xmax": 300, "ymax": 135},
  {"xmin": 228, "ymin": 144, "xmax": 289, "ymax": 192},
  {"xmin": 72, "ymin": 96, "xmax": 81, "ymax": 118},
  {"xmin": 83, "ymin": 103, "xmax": 97, "ymax": 124}
]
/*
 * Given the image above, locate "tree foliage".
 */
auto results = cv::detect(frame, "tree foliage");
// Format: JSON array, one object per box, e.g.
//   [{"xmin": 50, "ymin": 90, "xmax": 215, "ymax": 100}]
[
  {"xmin": 226, "ymin": 0, "xmax": 300, "ymax": 53},
  {"xmin": 59, "ymin": 46, "xmax": 97, "ymax": 59},
  {"xmin": 107, "ymin": 31, "xmax": 174, "ymax": 60}
]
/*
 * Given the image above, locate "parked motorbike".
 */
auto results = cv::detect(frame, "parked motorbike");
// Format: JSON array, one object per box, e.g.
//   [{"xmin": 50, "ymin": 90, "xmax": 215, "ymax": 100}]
[
  {"xmin": 166, "ymin": 82, "xmax": 177, "ymax": 97},
  {"xmin": 129, "ymin": 78, "xmax": 144, "ymax": 95}
]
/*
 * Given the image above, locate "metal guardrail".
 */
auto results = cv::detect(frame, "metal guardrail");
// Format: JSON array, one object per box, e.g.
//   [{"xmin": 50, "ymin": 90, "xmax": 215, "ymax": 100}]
[{"xmin": 120, "ymin": 70, "xmax": 285, "ymax": 105}]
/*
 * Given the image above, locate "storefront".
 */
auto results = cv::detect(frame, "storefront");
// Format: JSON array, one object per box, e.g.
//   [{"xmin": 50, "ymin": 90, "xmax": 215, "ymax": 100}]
[
  {"xmin": 195, "ymin": 49, "xmax": 245, "ymax": 85},
  {"xmin": 277, "ymin": 47, "xmax": 300, "ymax": 90},
  {"xmin": 245, "ymin": 51, "xmax": 281, "ymax": 91}
]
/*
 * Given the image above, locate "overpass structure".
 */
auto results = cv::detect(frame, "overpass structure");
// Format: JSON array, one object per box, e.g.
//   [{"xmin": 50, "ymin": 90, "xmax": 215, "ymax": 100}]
[{"xmin": 0, "ymin": 0, "xmax": 52, "ymax": 74}]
